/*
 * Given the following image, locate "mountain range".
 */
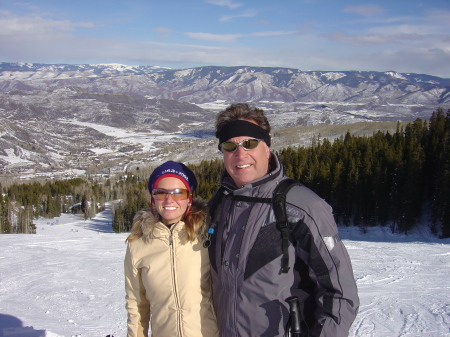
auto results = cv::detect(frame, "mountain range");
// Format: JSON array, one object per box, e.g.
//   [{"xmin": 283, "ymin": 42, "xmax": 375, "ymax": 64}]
[{"xmin": 1, "ymin": 62, "xmax": 449, "ymax": 181}]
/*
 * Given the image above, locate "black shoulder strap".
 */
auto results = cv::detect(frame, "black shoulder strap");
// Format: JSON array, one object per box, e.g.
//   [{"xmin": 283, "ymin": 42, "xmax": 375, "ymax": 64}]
[
  {"xmin": 272, "ymin": 178, "xmax": 301, "ymax": 273},
  {"xmin": 208, "ymin": 185, "xmax": 226, "ymax": 218},
  {"xmin": 205, "ymin": 179, "xmax": 301, "ymax": 274},
  {"xmin": 204, "ymin": 186, "xmax": 226, "ymax": 248}
]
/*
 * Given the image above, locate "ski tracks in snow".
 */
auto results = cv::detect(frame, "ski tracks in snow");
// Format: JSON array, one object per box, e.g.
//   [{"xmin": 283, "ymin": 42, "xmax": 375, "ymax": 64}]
[
  {"xmin": 0, "ymin": 206, "xmax": 128, "ymax": 337},
  {"xmin": 346, "ymin": 240, "xmax": 450, "ymax": 336}
]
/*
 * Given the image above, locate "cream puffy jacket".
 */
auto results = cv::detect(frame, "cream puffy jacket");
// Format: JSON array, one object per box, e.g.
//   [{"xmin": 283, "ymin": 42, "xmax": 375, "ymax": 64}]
[{"xmin": 124, "ymin": 201, "xmax": 219, "ymax": 337}]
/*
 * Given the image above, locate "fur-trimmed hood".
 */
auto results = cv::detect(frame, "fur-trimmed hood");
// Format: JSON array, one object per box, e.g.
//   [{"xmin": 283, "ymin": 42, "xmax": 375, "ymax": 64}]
[{"xmin": 126, "ymin": 198, "xmax": 210, "ymax": 243}]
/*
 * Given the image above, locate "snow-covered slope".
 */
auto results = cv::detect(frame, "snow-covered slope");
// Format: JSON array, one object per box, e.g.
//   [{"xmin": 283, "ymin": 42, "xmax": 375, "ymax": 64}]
[{"xmin": 0, "ymin": 205, "xmax": 449, "ymax": 337}]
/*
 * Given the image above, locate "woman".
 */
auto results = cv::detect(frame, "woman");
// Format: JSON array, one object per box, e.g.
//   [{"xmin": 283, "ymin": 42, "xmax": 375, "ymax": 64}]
[{"xmin": 124, "ymin": 161, "xmax": 219, "ymax": 337}]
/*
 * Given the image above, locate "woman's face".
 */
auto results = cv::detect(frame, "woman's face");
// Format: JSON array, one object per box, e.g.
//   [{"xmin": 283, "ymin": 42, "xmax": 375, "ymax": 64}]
[{"xmin": 153, "ymin": 177, "xmax": 190, "ymax": 226}]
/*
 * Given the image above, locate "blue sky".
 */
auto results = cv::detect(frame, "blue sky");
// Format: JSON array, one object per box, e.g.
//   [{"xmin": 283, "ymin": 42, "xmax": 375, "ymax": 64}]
[{"xmin": 1, "ymin": 0, "xmax": 449, "ymax": 77}]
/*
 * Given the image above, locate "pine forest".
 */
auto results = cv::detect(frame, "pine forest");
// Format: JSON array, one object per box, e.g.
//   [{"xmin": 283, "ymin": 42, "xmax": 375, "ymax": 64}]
[{"xmin": 1, "ymin": 108, "xmax": 449, "ymax": 239}]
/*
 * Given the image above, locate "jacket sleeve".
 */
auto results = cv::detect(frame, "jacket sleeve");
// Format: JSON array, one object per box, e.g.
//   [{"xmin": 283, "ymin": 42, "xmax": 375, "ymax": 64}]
[
  {"xmin": 289, "ymin": 186, "xmax": 359, "ymax": 337},
  {"xmin": 124, "ymin": 243, "xmax": 150, "ymax": 337}
]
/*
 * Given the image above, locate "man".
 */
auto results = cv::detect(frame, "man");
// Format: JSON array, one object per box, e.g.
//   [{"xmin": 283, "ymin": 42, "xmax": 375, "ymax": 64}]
[{"xmin": 207, "ymin": 103, "xmax": 359, "ymax": 337}]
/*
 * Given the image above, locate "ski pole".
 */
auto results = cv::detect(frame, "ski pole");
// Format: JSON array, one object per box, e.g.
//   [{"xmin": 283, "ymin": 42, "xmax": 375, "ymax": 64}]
[{"xmin": 285, "ymin": 296, "xmax": 302, "ymax": 337}]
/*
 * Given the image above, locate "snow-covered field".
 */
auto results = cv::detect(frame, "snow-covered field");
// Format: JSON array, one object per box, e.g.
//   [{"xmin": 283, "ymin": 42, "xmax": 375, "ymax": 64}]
[{"xmin": 0, "ymin": 205, "xmax": 449, "ymax": 337}]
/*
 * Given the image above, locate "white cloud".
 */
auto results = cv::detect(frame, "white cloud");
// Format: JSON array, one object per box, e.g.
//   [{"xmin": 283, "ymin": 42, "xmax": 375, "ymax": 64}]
[
  {"xmin": 343, "ymin": 4, "xmax": 385, "ymax": 17},
  {"xmin": 204, "ymin": 0, "xmax": 242, "ymax": 9},
  {"xmin": 154, "ymin": 27, "xmax": 176, "ymax": 34},
  {"xmin": 219, "ymin": 10, "xmax": 258, "ymax": 22},
  {"xmin": 154, "ymin": 27, "xmax": 177, "ymax": 37},
  {"xmin": 324, "ymin": 31, "xmax": 417, "ymax": 46},
  {"xmin": 0, "ymin": 12, "xmax": 93, "ymax": 36},
  {"xmin": 369, "ymin": 24, "xmax": 442, "ymax": 36},
  {"xmin": 184, "ymin": 29, "xmax": 297, "ymax": 43},
  {"xmin": 324, "ymin": 8, "xmax": 450, "ymax": 52},
  {"xmin": 184, "ymin": 31, "xmax": 243, "ymax": 43},
  {"xmin": 425, "ymin": 9, "xmax": 450, "ymax": 27},
  {"xmin": 252, "ymin": 30, "xmax": 297, "ymax": 37}
]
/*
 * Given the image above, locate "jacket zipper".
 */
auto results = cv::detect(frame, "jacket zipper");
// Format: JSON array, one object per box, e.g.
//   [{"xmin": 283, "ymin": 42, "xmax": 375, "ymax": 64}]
[
  {"xmin": 222, "ymin": 200, "xmax": 239, "ymax": 337},
  {"xmin": 169, "ymin": 229, "xmax": 183, "ymax": 337}
]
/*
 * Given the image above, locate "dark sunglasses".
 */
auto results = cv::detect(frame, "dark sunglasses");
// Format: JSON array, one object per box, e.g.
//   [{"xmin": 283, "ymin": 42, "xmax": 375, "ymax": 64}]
[
  {"xmin": 218, "ymin": 138, "xmax": 263, "ymax": 153},
  {"xmin": 152, "ymin": 188, "xmax": 191, "ymax": 201}
]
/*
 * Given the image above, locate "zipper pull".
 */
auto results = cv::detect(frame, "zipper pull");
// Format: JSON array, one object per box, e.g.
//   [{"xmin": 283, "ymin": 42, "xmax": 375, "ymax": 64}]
[
  {"xmin": 203, "ymin": 223, "xmax": 216, "ymax": 248},
  {"xmin": 169, "ymin": 234, "xmax": 173, "ymax": 245}
]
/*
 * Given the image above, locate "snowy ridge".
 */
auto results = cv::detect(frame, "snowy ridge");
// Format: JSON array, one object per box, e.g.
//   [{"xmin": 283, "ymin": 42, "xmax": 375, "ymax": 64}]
[
  {"xmin": 0, "ymin": 62, "xmax": 169, "ymax": 75},
  {"xmin": 385, "ymin": 71, "xmax": 408, "ymax": 81},
  {"xmin": 0, "ymin": 62, "xmax": 449, "ymax": 179}
]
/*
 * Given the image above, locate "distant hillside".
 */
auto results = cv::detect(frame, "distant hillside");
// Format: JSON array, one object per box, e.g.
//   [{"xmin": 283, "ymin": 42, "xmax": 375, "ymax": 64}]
[{"xmin": 0, "ymin": 62, "xmax": 448, "ymax": 180}]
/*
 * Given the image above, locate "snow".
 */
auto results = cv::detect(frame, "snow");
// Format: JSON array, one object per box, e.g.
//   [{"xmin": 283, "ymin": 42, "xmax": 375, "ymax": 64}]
[
  {"xmin": 321, "ymin": 72, "xmax": 347, "ymax": 81},
  {"xmin": 0, "ymin": 149, "xmax": 35, "ymax": 165},
  {"xmin": 58, "ymin": 119, "xmax": 197, "ymax": 153},
  {"xmin": 17, "ymin": 169, "xmax": 87, "ymax": 182},
  {"xmin": 90, "ymin": 148, "xmax": 114, "ymax": 155},
  {"xmin": 0, "ymin": 205, "xmax": 449, "ymax": 337},
  {"xmin": 385, "ymin": 72, "xmax": 408, "ymax": 81}
]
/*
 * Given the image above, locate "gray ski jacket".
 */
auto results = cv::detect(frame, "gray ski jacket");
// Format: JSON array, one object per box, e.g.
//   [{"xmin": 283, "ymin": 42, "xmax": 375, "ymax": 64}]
[{"xmin": 208, "ymin": 154, "xmax": 359, "ymax": 337}]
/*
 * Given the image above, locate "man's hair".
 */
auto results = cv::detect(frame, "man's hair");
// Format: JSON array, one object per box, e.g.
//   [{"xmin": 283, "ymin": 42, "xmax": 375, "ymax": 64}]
[{"xmin": 215, "ymin": 103, "xmax": 271, "ymax": 136}]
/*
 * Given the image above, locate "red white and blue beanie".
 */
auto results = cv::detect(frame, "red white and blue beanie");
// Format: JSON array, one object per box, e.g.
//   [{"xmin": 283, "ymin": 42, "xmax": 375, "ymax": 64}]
[{"xmin": 148, "ymin": 161, "xmax": 198, "ymax": 193}]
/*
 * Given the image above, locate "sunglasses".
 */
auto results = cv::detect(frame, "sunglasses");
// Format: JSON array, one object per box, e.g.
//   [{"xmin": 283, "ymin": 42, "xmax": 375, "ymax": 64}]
[
  {"xmin": 219, "ymin": 138, "xmax": 263, "ymax": 153},
  {"xmin": 152, "ymin": 188, "xmax": 191, "ymax": 201}
]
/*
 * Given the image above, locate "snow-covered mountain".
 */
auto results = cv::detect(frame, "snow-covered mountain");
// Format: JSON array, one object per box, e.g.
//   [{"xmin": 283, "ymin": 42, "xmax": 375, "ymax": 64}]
[
  {"xmin": 1, "ymin": 62, "xmax": 449, "ymax": 179},
  {"xmin": 2, "ymin": 63, "xmax": 449, "ymax": 106}
]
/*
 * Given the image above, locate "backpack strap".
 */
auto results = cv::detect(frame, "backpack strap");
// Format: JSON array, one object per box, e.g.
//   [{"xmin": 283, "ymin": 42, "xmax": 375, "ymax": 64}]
[
  {"xmin": 205, "ymin": 178, "xmax": 301, "ymax": 274},
  {"xmin": 208, "ymin": 185, "xmax": 226, "ymax": 218},
  {"xmin": 272, "ymin": 178, "xmax": 301, "ymax": 273},
  {"xmin": 204, "ymin": 186, "xmax": 226, "ymax": 248}
]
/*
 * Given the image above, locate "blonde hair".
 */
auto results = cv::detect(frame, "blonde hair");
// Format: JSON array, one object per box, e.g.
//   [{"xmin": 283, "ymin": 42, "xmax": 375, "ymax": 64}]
[{"xmin": 126, "ymin": 198, "xmax": 210, "ymax": 243}]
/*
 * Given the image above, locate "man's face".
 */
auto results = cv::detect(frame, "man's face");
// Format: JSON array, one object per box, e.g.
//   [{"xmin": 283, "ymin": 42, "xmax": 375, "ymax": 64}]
[{"xmin": 222, "ymin": 135, "xmax": 271, "ymax": 187}]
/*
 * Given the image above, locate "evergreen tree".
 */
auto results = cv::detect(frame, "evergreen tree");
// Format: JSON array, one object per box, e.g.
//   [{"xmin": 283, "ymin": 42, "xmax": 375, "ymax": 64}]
[
  {"xmin": 113, "ymin": 203, "xmax": 124, "ymax": 233},
  {"xmin": 0, "ymin": 193, "xmax": 10, "ymax": 234},
  {"xmin": 45, "ymin": 194, "xmax": 55, "ymax": 218},
  {"xmin": 427, "ymin": 108, "xmax": 449, "ymax": 236}
]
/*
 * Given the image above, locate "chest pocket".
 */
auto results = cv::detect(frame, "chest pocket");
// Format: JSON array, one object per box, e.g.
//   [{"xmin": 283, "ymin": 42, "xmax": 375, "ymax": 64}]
[{"xmin": 244, "ymin": 220, "xmax": 283, "ymax": 280}]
